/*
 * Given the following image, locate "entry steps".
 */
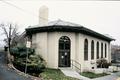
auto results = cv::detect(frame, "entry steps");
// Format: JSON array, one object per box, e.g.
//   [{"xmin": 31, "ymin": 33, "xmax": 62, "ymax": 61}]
[{"xmin": 60, "ymin": 68, "xmax": 90, "ymax": 80}]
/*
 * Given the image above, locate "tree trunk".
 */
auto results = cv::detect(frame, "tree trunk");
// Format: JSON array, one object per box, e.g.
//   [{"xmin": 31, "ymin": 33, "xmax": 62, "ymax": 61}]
[
  {"xmin": 8, "ymin": 24, "xmax": 12, "ymax": 64},
  {"xmin": 7, "ymin": 48, "xmax": 12, "ymax": 64},
  {"xmin": 7, "ymin": 38, "xmax": 12, "ymax": 64}
]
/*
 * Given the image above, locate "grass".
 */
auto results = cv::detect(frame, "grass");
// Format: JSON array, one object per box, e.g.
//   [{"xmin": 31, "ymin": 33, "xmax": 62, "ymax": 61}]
[
  {"xmin": 40, "ymin": 68, "xmax": 79, "ymax": 80},
  {"xmin": 80, "ymin": 72, "xmax": 108, "ymax": 79}
]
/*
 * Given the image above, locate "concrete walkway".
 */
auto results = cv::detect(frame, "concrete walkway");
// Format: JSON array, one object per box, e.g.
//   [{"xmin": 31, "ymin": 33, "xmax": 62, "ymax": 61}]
[
  {"xmin": 60, "ymin": 68, "xmax": 120, "ymax": 80},
  {"xmin": 60, "ymin": 68, "xmax": 90, "ymax": 80}
]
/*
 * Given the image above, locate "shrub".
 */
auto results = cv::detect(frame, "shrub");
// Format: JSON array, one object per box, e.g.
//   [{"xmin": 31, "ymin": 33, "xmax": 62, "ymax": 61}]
[
  {"xmin": 13, "ymin": 54, "xmax": 46, "ymax": 74},
  {"xmin": 13, "ymin": 61, "xmax": 45, "ymax": 73},
  {"xmin": 10, "ymin": 46, "xmax": 35, "ymax": 58},
  {"xmin": 11, "ymin": 46, "xmax": 46, "ymax": 75},
  {"xmin": 97, "ymin": 58, "xmax": 111, "ymax": 68},
  {"xmin": 10, "ymin": 47, "xmax": 19, "ymax": 56}
]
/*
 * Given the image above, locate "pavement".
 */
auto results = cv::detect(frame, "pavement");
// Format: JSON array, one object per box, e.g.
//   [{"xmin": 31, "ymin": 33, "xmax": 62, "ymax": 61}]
[
  {"xmin": 0, "ymin": 51, "xmax": 34, "ymax": 80},
  {"xmin": 60, "ymin": 68, "xmax": 90, "ymax": 80},
  {"xmin": 60, "ymin": 68, "xmax": 120, "ymax": 80}
]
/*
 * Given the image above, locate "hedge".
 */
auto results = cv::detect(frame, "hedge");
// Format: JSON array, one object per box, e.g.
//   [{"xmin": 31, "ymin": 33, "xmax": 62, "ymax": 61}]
[{"xmin": 13, "ymin": 60, "xmax": 45, "ymax": 73}]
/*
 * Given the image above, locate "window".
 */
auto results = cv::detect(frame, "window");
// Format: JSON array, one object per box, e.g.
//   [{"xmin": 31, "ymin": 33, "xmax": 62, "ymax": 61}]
[
  {"xmin": 84, "ymin": 39, "xmax": 88, "ymax": 60},
  {"xmin": 101, "ymin": 43, "xmax": 103, "ymax": 58},
  {"xmin": 59, "ymin": 36, "xmax": 71, "ymax": 67},
  {"xmin": 105, "ymin": 44, "xmax": 107, "ymax": 58},
  {"xmin": 96, "ymin": 42, "xmax": 99, "ymax": 59},
  {"xmin": 91, "ymin": 40, "xmax": 94, "ymax": 59},
  {"xmin": 59, "ymin": 36, "xmax": 70, "ymax": 50}
]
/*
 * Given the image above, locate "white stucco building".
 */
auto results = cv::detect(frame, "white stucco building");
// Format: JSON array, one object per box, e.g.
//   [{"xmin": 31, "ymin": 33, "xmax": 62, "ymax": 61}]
[
  {"xmin": 26, "ymin": 19, "xmax": 114, "ymax": 72},
  {"xmin": 25, "ymin": 6, "xmax": 114, "ymax": 72}
]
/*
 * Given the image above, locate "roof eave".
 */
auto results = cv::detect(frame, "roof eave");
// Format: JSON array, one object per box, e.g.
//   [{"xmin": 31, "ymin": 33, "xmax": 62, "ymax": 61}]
[{"xmin": 26, "ymin": 25, "xmax": 114, "ymax": 42}]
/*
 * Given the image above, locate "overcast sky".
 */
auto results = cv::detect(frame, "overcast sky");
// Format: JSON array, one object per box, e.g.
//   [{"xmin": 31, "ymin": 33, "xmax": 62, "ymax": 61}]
[{"xmin": 0, "ymin": 1, "xmax": 120, "ymax": 47}]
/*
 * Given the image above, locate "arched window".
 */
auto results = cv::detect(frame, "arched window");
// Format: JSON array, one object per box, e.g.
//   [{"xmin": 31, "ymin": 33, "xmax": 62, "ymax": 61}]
[
  {"xmin": 59, "ymin": 36, "xmax": 71, "ymax": 67},
  {"xmin": 59, "ymin": 36, "xmax": 70, "ymax": 50},
  {"xmin": 84, "ymin": 39, "xmax": 88, "ymax": 60},
  {"xmin": 96, "ymin": 42, "xmax": 99, "ymax": 59},
  {"xmin": 101, "ymin": 43, "xmax": 103, "ymax": 58},
  {"xmin": 91, "ymin": 40, "xmax": 94, "ymax": 59},
  {"xmin": 105, "ymin": 44, "xmax": 107, "ymax": 58}
]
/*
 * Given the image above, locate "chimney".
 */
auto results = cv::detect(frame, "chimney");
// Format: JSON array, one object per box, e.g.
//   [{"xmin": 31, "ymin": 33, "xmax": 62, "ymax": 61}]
[{"xmin": 39, "ymin": 6, "xmax": 48, "ymax": 26}]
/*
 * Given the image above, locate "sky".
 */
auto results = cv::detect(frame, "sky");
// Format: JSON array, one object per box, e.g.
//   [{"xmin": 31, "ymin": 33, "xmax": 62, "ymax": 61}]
[{"xmin": 0, "ymin": 1, "xmax": 120, "ymax": 47}]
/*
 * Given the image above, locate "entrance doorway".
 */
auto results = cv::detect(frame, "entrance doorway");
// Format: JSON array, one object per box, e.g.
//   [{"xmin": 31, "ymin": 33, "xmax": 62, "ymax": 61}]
[{"xmin": 58, "ymin": 36, "xmax": 71, "ymax": 67}]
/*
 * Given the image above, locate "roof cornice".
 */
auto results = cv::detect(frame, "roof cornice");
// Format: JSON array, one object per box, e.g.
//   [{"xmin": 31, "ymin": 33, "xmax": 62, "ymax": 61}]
[{"xmin": 26, "ymin": 25, "xmax": 114, "ymax": 41}]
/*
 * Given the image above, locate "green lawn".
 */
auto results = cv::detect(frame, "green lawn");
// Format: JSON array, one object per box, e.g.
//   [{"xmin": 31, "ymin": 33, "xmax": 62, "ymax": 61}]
[
  {"xmin": 80, "ymin": 72, "xmax": 108, "ymax": 79},
  {"xmin": 40, "ymin": 68, "xmax": 79, "ymax": 80}
]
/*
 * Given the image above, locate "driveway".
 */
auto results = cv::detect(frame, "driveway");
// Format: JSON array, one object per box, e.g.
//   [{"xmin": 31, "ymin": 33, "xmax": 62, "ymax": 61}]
[{"xmin": 0, "ymin": 51, "xmax": 32, "ymax": 80}]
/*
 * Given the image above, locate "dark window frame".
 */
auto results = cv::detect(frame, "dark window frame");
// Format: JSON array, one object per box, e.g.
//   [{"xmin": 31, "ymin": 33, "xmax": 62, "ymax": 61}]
[
  {"xmin": 91, "ymin": 40, "xmax": 94, "ymax": 60},
  {"xmin": 101, "ymin": 43, "xmax": 103, "ymax": 58},
  {"xmin": 97, "ymin": 42, "xmax": 99, "ymax": 59},
  {"xmin": 105, "ymin": 44, "xmax": 107, "ymax": 58},
  {"xmin": 84, "ymin": 39, "xmax": 88, "ymax": 60}
]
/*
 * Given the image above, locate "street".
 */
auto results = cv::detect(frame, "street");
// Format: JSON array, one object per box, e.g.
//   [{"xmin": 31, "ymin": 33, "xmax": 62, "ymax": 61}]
[{"xmin": 0, "ymin": 51, "xmax": 32, "ymax": 80}]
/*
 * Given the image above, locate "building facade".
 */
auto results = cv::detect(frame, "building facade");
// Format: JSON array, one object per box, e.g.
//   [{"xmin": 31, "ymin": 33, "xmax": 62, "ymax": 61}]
[{"xmin": 26, "ymin": 20, "xmax": 114, "ymax": 72}]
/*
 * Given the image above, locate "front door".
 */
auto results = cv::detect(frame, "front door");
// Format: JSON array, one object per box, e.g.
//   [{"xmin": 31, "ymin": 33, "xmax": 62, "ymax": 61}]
[{"xmin": 58, "ymin": 36, "xmax": 71, "ymax": 67}]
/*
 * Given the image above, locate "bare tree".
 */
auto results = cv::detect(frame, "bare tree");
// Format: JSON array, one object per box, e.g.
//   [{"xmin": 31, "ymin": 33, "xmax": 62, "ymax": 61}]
[{"xmin": 0, "ymin": 23, "xmax": 19, "ymax": 64}]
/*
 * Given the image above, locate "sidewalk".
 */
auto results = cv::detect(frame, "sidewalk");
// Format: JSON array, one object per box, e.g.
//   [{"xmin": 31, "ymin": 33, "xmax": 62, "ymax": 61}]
[
  {"xmin": 60, "ymin": 68, "xmax": 120, "ymax": 80},
  {"xmin": 60, "ymin": 68, "xmax": 90, "ymax": 80}
]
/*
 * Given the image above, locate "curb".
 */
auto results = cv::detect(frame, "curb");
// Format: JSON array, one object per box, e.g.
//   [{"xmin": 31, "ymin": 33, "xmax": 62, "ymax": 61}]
[{"xmin": 8, "ymin": 64, "xmax": 41, "ymax": 80}]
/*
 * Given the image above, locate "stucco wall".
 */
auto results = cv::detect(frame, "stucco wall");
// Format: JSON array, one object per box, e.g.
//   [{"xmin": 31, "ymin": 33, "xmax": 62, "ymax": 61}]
[
  {"xmin": 34, "ymin": 32, "xmax": 48, "ymax": 63},
  {"xmin": 47, "ymin": 32, "xmax": 58, "ymax": 68},
  {"xmin": 78, "ymin": 33, "xmax": 110, "ymax": 71},
  {"xmin": 31, "ymin": 31, "xmax": 111, "ymax": 71}
]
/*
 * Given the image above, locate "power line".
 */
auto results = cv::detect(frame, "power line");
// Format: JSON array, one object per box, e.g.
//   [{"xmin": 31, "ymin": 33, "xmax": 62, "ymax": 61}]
[{"xmin": 0, "ymin": 0, "xmax": 49, "ymax": 21}]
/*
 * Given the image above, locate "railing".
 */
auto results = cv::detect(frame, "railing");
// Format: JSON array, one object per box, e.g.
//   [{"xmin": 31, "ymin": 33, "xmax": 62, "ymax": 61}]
[{"xmin": 71, "ymin": 59, "xmax": 81, "ymax": 73}]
